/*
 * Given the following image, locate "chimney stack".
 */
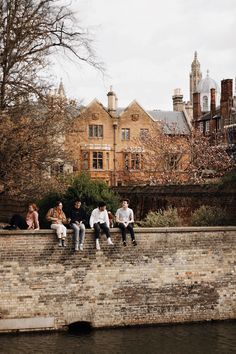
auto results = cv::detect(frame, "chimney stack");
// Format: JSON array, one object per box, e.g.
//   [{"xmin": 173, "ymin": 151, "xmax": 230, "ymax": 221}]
[
  {"xmin": 107, "ymin": 86, "xmax": 117, "ymax": 117},
  {"xmin": 210, "ymin": 88, "xmax": 216, "ymax": 117},
  {"xmin": 220, "ymin": 79, "xmax": 233, "ymax": 126},
  {"xmin": 172, "ymin": 88, "xmax": 183, "ymax": 112},
  {"xmin": 193, "ymin": 92, "xmax": 201, "ymax": 128}
]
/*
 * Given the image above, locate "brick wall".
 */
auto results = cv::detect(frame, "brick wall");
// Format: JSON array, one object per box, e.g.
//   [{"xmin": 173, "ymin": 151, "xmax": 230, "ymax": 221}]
[
  {"xmin": 113, "ymin": 185, "xmax": 236, "ymax": 223},
  {"xmin": 0, "ymin": 227, "xmax": 236, "ymax": 332}
]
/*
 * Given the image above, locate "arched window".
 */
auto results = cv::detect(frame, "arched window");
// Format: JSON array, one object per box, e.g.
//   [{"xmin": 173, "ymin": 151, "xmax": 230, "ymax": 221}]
[{"xmin": 203, "ymin": 95, "xmax": 208, "ymax": 111}]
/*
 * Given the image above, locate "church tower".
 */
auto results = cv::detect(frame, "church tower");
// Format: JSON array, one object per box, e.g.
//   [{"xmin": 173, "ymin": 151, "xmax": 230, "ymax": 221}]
[{"xmin": 189, "ymin": 51, "xmax": 202, "ymax": 104}]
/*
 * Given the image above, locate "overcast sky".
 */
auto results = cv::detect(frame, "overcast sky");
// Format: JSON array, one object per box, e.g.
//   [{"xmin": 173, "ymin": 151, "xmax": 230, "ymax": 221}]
[{"xmin": 52, "ymin": 0, "xmax": 236, "ymax": 110}]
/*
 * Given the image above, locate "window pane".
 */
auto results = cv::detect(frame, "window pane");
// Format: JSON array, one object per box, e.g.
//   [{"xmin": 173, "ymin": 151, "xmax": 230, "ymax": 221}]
[
  {"xmin": 92, "ymin": 151, "xmax": 103, "ymax": 169},
  {"xmin": 89, "ymin": 126, "xmax": 93, "ymax": 137},
  {"xmin": 98, "ymin": 125, "xmax": 103, "ymax": 137},
  {"xmin": 122, "ymin": 128, "xmax": 130, "ymax": 140},
  {"xmin": 89, "ymin": 125, "xmax": 103, "ymax": 138},
  {"xmin": 106, "ymin": 152, "xmax": 109, "ymax": 170}
]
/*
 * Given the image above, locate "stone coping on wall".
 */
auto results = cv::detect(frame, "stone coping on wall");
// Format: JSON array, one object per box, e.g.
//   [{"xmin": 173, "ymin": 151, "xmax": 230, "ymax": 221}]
[{"xmin": 0, "ymin": 226, "xmax": 236, "ymax": 236}]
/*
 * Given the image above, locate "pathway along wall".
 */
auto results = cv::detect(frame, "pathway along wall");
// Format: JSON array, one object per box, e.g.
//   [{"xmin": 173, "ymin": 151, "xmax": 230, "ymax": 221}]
[{"xmin": 0, "ymin": 227, "xmax": 236, "ymax": 332}]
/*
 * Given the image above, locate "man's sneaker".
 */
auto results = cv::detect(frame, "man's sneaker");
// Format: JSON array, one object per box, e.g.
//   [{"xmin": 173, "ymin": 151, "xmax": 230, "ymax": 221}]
[
  {"xmin": 79, "ymin": 244, "xmax": 83, "ymax": 251},
  {"xmin": 75, "ymin": 242, "xmax": 79, "ymax": 251},
  {"xmin": 123, "ymin": 240, "xmax": 127, "ymax": 247},
  {"xmin": 58, "ymin": 239, "xmax": 62, "ymax": 247},
  {"xmin": 96, "ymin": 239, "xmax": 101, "ymax": 250},
  {"xmin": 107, "ymin": 237, "xmax": 113, "ymax": 246},
  {"xmin": 132, "ymin": 240, "xmax": 137, "ymax": 246},
  {"xmin": 62, "ymin": 239, "xmax": 66, "ymax": 247}
]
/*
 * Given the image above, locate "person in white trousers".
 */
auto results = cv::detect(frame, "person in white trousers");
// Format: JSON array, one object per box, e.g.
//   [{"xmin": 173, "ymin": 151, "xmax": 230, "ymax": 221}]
[{"xmin": 46, "ymin": 201, "xmax": 68, "ymax": 247}]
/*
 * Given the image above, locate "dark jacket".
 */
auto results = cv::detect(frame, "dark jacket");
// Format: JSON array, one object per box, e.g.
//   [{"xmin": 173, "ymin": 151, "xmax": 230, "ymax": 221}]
[{"xmin": 69, "ymin": 207, "xmax": 87, "ymax": 224}]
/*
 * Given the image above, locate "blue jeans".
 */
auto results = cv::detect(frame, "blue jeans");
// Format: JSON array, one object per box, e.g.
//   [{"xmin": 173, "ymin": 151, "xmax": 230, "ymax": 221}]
[{"xmin": 71, "ymin": 223, "xmax": 85, "ymax": 244}]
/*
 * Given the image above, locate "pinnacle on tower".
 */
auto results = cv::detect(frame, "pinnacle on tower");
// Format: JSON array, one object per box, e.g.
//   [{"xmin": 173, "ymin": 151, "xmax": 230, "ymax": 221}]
[
  {"xmin": 189, "ymin": 51, "xmax": 202, "ymax": 104},
  {"xmin": 58, "ymin": 79, "xmax": 65, "ymax": 97}
]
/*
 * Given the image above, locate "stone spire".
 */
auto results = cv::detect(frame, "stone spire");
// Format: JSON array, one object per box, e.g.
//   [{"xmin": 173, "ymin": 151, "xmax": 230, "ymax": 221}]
[
  {"xmin": 58, "ymin": 79, "xmax": 66, "ymax": 97},
  {"xmin": 189, "ymin": 51, "xmax": 202, "ymax": 104}
]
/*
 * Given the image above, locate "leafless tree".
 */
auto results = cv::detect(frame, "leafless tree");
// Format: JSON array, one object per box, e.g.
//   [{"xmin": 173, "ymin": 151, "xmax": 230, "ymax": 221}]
[
  {"xmin": 0, "ymin": 0, "xmax": 102, "ymax": 197},
  {"xmin": 130, "ymin": 122, "xmax": 233, "ymax": 185},
  {"xmin": 0, "ymin": 0, "xmax": 102, "ymax": 110}
]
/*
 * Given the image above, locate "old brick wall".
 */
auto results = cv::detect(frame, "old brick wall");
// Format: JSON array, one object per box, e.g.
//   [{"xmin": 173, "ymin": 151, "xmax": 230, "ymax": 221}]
[
  {"xmin": 113, "ymin": 185, "xmax": 236, "ymax": 223},
  {"xmin": 0, "ymin": 227, "xmax": 236, "ymax": 332}
]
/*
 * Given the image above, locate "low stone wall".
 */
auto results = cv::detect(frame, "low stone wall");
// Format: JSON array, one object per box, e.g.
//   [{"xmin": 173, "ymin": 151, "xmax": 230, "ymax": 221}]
[{"xmin": 0, "ymin": 227, "xmax": 236, "ymax": 332}]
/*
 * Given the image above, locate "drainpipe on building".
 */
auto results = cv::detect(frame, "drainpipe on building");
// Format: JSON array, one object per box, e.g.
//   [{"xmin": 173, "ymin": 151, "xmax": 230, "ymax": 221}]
[
  {"xmin": 107, "ymin": 86, "xmax": 118, "ymax": 186},
  {"xmin": 113, "ymin": 121, "xmax": 118, "ymax": 186}
]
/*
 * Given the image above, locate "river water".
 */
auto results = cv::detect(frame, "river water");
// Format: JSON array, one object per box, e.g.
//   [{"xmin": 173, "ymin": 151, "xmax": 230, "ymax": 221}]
[{"xmin": 0, "ymin": 322, "xmax": 236, "ymax": 354}]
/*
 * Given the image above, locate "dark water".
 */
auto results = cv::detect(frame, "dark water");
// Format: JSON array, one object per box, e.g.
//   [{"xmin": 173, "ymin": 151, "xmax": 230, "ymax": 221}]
[{"xmin": 0, "ymin": 322, "xmax": 236, "ymax": 354}]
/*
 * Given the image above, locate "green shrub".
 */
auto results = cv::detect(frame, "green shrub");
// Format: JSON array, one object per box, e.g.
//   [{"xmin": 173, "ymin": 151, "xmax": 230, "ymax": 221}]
[
  {"xmin": 218, "ymin": 169, "xmax": 236, "ymax": 188},
  {"xmin": 190, "ymin": 205, "xmax": 231, "ymax": 226},
  {"xmin": 38, "ymin": 172, "xmax": 120, "ymax": 227},
  {"xmin": 140, "ymin": 208, "xmax": 181, "ymax": 227}
]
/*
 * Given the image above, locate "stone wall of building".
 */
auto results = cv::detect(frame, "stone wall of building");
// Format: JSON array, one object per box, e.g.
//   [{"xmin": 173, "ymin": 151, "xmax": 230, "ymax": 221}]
[{"xmin": 0, "ymin": 227, "xmax": 235, "ymax": 332}]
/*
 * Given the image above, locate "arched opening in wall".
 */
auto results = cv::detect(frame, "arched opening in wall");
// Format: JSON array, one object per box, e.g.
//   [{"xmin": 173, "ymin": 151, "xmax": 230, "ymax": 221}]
[{"xmin": 68, "ymin": 321, "xmax": 93, "ymax": 333}]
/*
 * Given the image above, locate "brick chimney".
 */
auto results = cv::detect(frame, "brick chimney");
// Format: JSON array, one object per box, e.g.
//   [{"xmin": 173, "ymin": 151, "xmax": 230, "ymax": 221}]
[
  {"xmin": 210, "ymin": 88, "xmax": 216, "ymax": 117},
  {"xmin": 210, "ymin": 88, "xmax": 216, "ymax": 132},
  {"xmin": 193, "ymin": 92, "xmax": 201, "ymax": 128},
  {"xmin": 220, "ymin": 79, "xmax": 233, "ymax": 126}
]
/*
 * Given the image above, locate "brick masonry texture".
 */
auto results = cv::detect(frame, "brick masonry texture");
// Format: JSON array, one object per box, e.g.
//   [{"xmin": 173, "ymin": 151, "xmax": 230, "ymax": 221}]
[{"xmin": 0, "ymin": 227, "xmax": 236, "ymax": 332}]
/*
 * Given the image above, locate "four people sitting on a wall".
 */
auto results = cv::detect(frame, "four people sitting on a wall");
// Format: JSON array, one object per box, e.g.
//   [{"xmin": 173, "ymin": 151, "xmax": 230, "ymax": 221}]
[{"xmin": 3, "ymin": 198, "xmax": 138, "ymax": 251}]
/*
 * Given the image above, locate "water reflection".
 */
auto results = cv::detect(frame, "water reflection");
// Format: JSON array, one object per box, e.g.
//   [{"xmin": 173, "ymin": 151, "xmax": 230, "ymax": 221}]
[{"xmin": 0, "ymin": 322, "xmax": 235, "ymax": 354}]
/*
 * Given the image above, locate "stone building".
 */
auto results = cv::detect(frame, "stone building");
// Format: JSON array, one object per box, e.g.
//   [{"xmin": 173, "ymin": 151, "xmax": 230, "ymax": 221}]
[
  {"xmin": 192, "ymin": 78, "xmax": 236, "ymax": 160},
  {"xmin": 65, "ymin": 87, "xmax": 191, "ymax": 186}
]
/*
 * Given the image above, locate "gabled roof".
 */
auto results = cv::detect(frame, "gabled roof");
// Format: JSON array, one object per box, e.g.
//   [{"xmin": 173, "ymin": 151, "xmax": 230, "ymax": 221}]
[
  {"xmin": 79, "ymin": 98, "xmax": 109, "ymax": 115},
  {"xmin": 76, "ymin": 97, "xmax": 191, "ymax": 134},
  {"xmin": 118, "ymin": 100, "xmax": 154, "ymax": 120}
]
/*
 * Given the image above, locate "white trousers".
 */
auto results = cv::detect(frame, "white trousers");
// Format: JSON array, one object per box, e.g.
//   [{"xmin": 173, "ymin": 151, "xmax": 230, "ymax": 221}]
[{"xmin": 51, "ymin": 223, "xmax": 67, "ymax": 239}]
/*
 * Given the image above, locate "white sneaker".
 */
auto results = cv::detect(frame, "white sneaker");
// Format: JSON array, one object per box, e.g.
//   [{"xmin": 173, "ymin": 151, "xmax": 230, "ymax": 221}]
[
  {"xmin": 79, "ymin": 244, "xmax": 83, "ymax": 251},
  {"xmin": 96, "ymin": 239, "xmax": 100, "ymax": 250},
  {"xmin": 107, "ymin": 237, "xmax": 113, "ymax": 246}
]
